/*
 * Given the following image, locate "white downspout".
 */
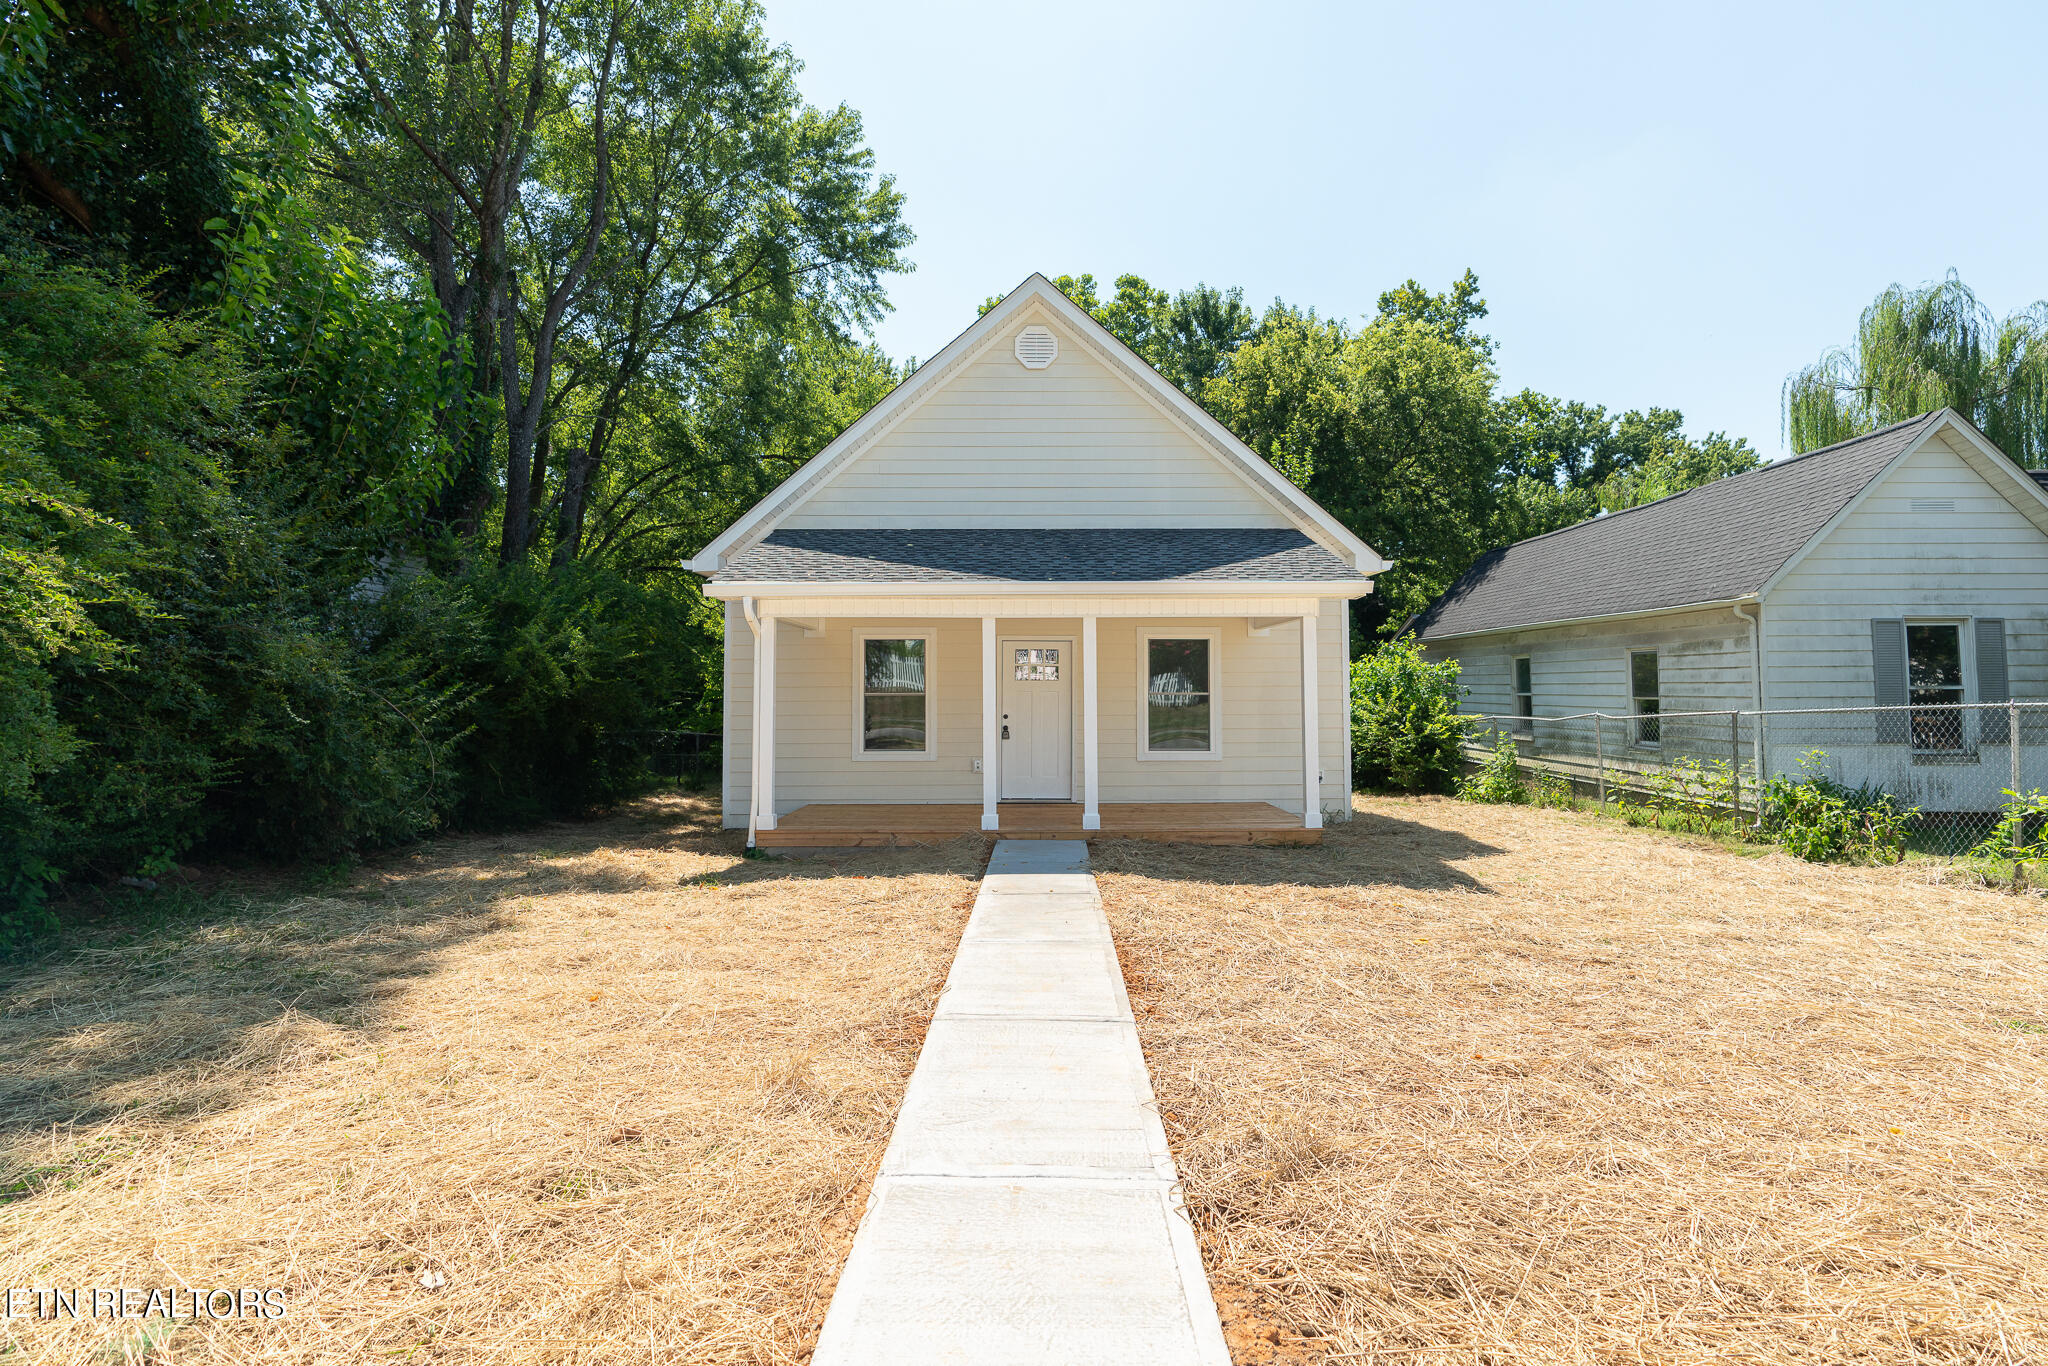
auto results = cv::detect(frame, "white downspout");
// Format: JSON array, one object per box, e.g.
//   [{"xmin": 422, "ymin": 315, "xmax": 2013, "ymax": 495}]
[{"xmin": 742, "ymin": 595, "xmax": 761, "ymax": 849}]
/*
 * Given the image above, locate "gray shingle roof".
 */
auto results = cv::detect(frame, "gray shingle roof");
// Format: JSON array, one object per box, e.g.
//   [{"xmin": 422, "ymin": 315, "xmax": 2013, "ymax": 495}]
[
  {"xmin": 1410, "ymin": 413, "xmax": 1945, "ymax": 640},
  {"xmin": 718, "ymin": 528, "xmax": 1360, "ymax": 584}
]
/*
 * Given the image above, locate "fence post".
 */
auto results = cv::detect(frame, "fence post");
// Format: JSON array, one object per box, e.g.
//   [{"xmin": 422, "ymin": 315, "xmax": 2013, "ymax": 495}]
[
  {"xmin": 2014, "ymin": 697, "xmax": 2023, "ymax": 796},
  {"xmin": 1730, "ymin": 711, "xmax": 1742, "ymax": 818},
  {"xmin": 1595, "ymin": 715, "xmax": 1606, "ymax": 806},
  {"xmin": 1752, "ymin": 708, "xmax": 1767, "ymax": 823}
]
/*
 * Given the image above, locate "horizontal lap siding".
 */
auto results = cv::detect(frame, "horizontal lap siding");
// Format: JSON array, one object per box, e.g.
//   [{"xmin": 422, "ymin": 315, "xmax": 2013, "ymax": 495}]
[
  {"xmin": 1761, "ymin": 431, "xmax": 2048, "ymax": 710},
  {"xmin": 1097, "ymin": 610, "xmax": 1347, "ymax": 815},
  {"xmin": 775, "ymin": 619, "xmax": 984, "ymax": 810},
  {"xmin": 782, "ymin": 310, "xmax": 1290, "ymax": 529},
  {"xmin": 1423, "ymin": 604, "xmax": 1757, "ymax": 719},
  {"xmin": 722, "ymin": 599, "xmax": 752, "ymax": 827}
]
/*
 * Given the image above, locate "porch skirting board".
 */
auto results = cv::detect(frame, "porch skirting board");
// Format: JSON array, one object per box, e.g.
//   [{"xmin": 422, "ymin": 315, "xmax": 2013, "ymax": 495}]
[{"xmin": 754, "ymin": 801, "xmax": 1318, "ymax": 847}]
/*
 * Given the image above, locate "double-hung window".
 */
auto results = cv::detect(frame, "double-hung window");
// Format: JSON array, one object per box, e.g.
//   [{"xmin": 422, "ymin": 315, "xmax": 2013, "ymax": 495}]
[
  {"xmin": 858, "ymin": 635, "xmax": 931, "ymax": 757},
  {"xmin": 1142, "ymin": 632, "xmax": 1218, "ymax": 757},
  {"xmin": 1630, "ymin": 650, "xmax": 1661, "ymax": 746},
  {"xmin": 1512, "ymin": 656, "xmax": 1533, "ymax": 736},
  {"xmin": 1906, "ymin": 622, "xmax": 1965, "ymax": 751}
]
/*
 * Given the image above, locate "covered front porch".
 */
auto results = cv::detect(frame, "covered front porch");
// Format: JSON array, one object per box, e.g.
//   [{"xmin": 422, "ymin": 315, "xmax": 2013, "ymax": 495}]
[
  {"xmin": 718, "ymin": 585, "xmax": 1353, "ymax": 849},
  {"xmin": 755, "ymin": 800, "xmax": 1320, "ymax": 847}
]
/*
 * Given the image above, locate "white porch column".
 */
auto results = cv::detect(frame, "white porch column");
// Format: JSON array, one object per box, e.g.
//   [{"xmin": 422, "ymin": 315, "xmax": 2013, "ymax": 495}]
[
  {"xmin": 757, "ymin": 614, "xmax": 778, "ymax": 831},
  {"xmin": 981, "ymin": 616, "xmax": 1000, "ymax": 831},
  {"xmin": 1081, "ymin": 614, "xmax": 1100, "ymax": 830},
  {"xmin": 1300, "ymin": 610, "xmax": 1322, "ymax": 830}
]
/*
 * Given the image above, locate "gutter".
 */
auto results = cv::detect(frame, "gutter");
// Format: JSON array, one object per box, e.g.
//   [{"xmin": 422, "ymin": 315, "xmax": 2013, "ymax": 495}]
[
  {"xmin": 700, "ymin": 577, "xmax": 1382, "ymax": 600},
  {"xmin": 1415, "ymin": 595, "xmax": 1754, "ymax": 644}
]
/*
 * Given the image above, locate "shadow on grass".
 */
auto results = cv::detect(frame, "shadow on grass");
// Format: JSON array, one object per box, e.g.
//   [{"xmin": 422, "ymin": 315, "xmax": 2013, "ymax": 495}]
[
  {"xmin": 0, "ymin": 795, "xmax": 754, "ymax": 1184},
  {"xmin": 1089, "ymin": 805, "xmax": 1505, "ymax": 894}
]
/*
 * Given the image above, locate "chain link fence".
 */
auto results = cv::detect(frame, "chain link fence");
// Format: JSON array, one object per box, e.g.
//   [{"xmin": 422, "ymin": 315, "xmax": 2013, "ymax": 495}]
[
  {"xmin": 1461, "ymin": 701, "xmax": 2048, "ymax": 859},
  {"xmin": 611, "ymin": 729, "xmax": 722, "ymax": 790}
]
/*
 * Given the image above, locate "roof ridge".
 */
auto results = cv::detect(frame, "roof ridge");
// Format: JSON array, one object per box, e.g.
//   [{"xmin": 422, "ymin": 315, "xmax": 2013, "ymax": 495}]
[{"xmin": 1478, "ymin": 409, "xmax": 1943, "ymax": 555}]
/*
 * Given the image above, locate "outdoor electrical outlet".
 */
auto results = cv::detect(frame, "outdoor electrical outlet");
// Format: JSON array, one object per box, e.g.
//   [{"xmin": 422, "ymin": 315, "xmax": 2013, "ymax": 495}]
[{"xmin": 972, "ymin": 758, "xmax": 983, "ymax": 771}]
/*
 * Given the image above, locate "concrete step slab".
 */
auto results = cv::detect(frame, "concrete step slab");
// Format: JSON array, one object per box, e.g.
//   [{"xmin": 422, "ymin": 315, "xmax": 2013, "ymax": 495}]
[
  {"xmin": 811, "ymin": 1176, "xmax": 1229, "ymax": 1366},
  {"xmin": 985, "ymin": 839, "xmax": 1091, "ymax": 875},
  {"xmin": 882, "ymin": 1017, "xmax": 1173, "ymax": 1179}
]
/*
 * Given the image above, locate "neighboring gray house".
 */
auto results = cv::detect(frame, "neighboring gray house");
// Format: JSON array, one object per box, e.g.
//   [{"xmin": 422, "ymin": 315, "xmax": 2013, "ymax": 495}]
[{"xmin": 1411, "ymin": 409, "xmax": 2048, "ymax": 808}]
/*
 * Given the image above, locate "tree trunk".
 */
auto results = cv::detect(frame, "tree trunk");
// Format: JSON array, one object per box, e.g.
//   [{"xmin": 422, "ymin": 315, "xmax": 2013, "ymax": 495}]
[{"xmin": 551, "ymin": 442, "xmax": 595, "ymax": 567}]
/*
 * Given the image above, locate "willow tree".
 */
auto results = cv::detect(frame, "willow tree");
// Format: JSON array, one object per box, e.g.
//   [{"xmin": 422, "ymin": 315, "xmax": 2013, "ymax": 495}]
[{"xmin": 1785, "ymin": 272, "xmax": 2048, "ymax": 464}]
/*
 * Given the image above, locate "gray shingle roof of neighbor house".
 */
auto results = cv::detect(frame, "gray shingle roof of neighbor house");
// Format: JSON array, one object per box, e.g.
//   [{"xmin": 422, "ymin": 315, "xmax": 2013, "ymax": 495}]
[
  {"xmin": 1409, "ymin": 412, "xmax": 1947, "ymax": 640},
  {"xmin": 716, "ymin": 528, "xmax": 1365, "ymax": 584}
]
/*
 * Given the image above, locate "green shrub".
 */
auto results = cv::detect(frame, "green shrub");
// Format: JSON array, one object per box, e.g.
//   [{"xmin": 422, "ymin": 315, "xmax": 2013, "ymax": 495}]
[
  {"xmin": 1458, "ymin": 738, "xmax": 1528, "ymax": 805},
  {"xmin": 1973, "ymin": 788, "xmax": 2048, "ymax": 888},
  {"xmin": 1349, "ymin": 636, "xmax": 1464, "ymax": 793},
  {"xmin": 1758, "ymin": 750, "xmax": 1915, "ymax": 864},
  {"xmin": 425, "ymin": 564, "xmax": 723, "ymax": 828}
]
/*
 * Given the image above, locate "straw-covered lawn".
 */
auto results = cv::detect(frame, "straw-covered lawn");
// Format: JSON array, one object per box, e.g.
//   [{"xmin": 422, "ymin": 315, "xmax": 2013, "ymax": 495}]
[
  {"xmin": 0, "ymin": 795, "xmax": 982, "ymax": 1365},
  {"xmin": 1095, "ymin": 795, "xmax": 2048, "ymax": 1365}
]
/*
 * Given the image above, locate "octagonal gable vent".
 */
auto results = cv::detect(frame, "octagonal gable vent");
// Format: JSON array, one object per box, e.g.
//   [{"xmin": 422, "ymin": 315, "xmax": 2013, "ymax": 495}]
[{"xmin": 1014, "ymin": 325, "xmax": 1058, "ymax": 369}]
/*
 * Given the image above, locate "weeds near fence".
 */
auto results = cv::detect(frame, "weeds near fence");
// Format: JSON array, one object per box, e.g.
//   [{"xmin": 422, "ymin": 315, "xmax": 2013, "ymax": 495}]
[
  {"xmin": 1612, "ymin": 755, "xmax": 1741, "ymax": 834},
  {"xmin": 1757, "ymin": 750, "xmax": 1915, "ymax": 865},
  {"xmin": 1971, "ymin": 789, "xmax": 2048, "ymax": 891},
  {"xmin": 1458, "ymin": 739, "xmax": 1529, "ymax": 805},
  {"xmin": 1458, "ymin": 739, "xmax": 1940, "ymax": 867},
  {"xmin": 1529, "ymin": 769, "xmax": 1575, "ymax": 809}
]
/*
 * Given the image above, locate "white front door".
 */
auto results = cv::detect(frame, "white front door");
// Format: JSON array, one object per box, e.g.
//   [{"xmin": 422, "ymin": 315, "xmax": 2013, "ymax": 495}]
[{"xmin": 1000, "ymin": 637, "xmax": 1073, "ymax": 799}]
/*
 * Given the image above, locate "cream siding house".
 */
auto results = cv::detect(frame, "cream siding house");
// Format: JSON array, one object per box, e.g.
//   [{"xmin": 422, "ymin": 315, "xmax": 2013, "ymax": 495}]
[
  {"xmin": 1412, "ymin": 410, "xmax": 2048, "ymax": 809},
  {"xmin": 688, "ymin": 275, "xmax": 1386, "ymax": 847}
]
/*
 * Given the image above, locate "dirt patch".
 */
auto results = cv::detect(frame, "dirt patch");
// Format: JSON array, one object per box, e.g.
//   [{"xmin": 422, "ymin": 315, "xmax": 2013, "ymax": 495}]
[
  {"xmin": 1100, "ymin": 795, "xmax": 2048, "ymax": 1364},
  {"xmin": 0, "ymin": 795, "xmax": 982, "ymax": 1364}
]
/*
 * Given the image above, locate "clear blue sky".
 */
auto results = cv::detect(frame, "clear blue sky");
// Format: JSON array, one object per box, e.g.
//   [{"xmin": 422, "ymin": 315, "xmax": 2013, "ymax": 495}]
[{"xmin": 757, "ymin": 0, "xmax": 2045, "ymax": 460}]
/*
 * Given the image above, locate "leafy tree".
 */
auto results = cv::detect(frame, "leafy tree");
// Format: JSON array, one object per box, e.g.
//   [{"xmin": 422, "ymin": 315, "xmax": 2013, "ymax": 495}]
[
  {"xmin": 1494, "ymin": 393, "xmax": 1759, "ymax": 538},
  {"xmin": 1377, "ymin": 268, "xmax": 1492, "ymax": 357},
  {"xmin": 1209, "ymin": 302, "xmax": 1504, "ymax": 631},
  {"xmin": 315, "ymin": 0, "xmax": 910, "ymax": 562},
  {"xmin": 0, "ymin": 0, "xmax": 301, "ymax": 297},
  {"xmin": 0, "ymin": 249, "xmax": 460, "ymax": 907},
  {"xmin": 1785, "ymin": 271, "xmax": 2048, "ymax": 465}
]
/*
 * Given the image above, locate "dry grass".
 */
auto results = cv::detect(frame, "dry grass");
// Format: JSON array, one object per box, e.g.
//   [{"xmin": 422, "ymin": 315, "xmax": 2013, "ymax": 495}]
[
  {"xmin": 0, "ymin": 795, "xmax": 983, "ymax": 1365},
  {"xmin": 1096, "ymin": 795, "xmax": 2048, "ymax": 1365}
]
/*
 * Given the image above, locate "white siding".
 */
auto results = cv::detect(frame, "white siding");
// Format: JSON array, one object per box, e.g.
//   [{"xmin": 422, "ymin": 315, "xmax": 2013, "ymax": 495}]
[
  {"xmin": 722, "ymin": 603, "xmax": 1351, "ymax": 825},
  {"xmin": 1761, "ymin": 430, "xmax": 2048, "ymax": 709},
  {"xmin": 781, "ymin": 306, "xmax": 1292, "ymax": 530},
  {"xmin": 1425, "ymin": 604, "xmax": 1757, "ymax": 720}
]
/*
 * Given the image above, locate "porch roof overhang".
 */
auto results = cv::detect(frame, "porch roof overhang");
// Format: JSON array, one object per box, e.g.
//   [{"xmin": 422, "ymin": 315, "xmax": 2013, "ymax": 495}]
[{"xmin": 702, "ymin": 527, "xmax": 1377, "ymax": 598}]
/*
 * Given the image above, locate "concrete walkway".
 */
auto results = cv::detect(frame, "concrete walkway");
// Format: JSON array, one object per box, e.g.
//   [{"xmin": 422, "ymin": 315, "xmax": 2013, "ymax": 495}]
[{"xmin": 811, "ymin": 840, "xmax": 1231, "ymax": 1366}]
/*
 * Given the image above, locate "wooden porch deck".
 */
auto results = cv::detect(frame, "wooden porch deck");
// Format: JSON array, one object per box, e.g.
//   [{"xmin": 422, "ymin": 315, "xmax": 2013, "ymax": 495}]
[{"xmin": 756, "ymin": 801, "xmax": 1318, "ymax": 848}]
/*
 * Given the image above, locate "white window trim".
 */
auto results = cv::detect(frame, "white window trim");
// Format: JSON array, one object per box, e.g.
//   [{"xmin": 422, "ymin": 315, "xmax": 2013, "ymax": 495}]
[
  {"xmin": 1137, "ymin": 627, "xmax": 1222, "ymax": 761},
  {"xmin": 1512, "ymin": 654, "xmax": 1533, "ymax": 735},
  {"xmin": 852, "ymin": 629, "xmax": 937, "ymax": 762},
  {"xmin": 1628, "ymin": 649, "xmax": 1661, "ymax": 750}
]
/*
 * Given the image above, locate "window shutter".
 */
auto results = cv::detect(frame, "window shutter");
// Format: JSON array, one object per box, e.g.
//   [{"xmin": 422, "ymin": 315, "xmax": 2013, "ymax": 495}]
[
  {"xmin": 1871, "ymin": 619, "xmax": 1908, "ymax": 744},
  {"xmin": 1976, "ymin": 618, "xmax": 2010, "ymax": 744}
]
